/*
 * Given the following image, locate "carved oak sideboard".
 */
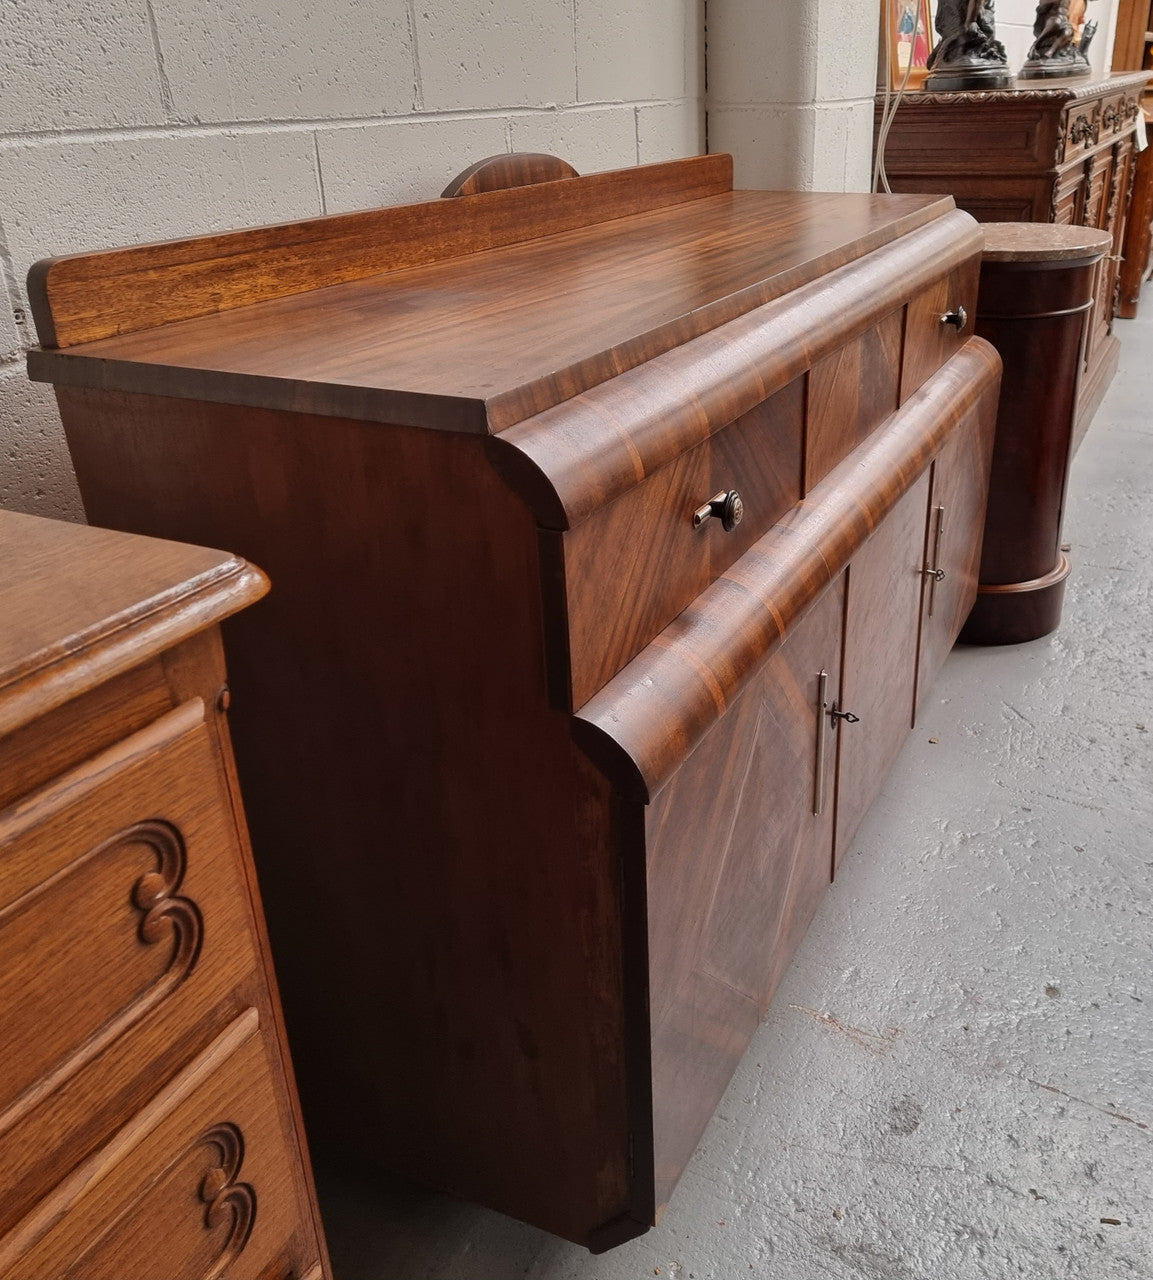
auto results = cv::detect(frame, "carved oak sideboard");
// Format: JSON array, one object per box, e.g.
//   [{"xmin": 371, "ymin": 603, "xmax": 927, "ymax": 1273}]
[
  {"xmin": 876, "ymin": 71, "xmax": 1150, "ymax": 442},
  {"xmin": 0, "ymin": 511, "xmax": 329, "ymax": 1280},
  {"xmin": 27, "ymin": 155, "xmax": 1000, "ymax": 1249}
]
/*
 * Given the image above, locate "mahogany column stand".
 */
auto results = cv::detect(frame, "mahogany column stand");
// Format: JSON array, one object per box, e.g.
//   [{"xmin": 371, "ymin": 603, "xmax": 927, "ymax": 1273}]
[{"xmin": 961, "ymin": 223, "xmax": 1112, "ymax": 645}]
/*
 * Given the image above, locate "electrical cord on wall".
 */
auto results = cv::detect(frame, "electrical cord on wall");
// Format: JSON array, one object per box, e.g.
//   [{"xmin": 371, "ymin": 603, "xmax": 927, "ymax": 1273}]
[{"xmin": 873, "ymin": 2, "xmax": 927, "ymax": 193}]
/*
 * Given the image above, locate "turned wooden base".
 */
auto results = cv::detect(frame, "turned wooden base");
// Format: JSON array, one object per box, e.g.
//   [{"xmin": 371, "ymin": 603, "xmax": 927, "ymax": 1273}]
[{"xmin": 961, "ymin": 554, "xmax": 1070, "ymax": 645}]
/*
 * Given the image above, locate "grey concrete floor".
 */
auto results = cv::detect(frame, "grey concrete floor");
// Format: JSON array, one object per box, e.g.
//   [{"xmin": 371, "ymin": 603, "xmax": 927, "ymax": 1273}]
[{"xmin": 316, "ymin": 320, "xmax": 1153, "ymax": 1279}]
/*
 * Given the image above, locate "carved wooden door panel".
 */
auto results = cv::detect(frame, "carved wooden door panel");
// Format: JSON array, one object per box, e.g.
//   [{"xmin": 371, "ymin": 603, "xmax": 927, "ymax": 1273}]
[
  {"xmin": 644, "ymin": 578, "xmax": 844, "ymax": 1212},
  {"xmin": 916, "ymin": 405, "xmax": 996, "ymax": 716},
  {"xmin": 1082, "ymin": 148, "xmax": 1116, "ymax": 369},
  {"xmin": 833, "ymin": 471, "xmax": 931, "ymax": 869},
  {"xmin": 1103, "ymin": 139, "xmax": 1136, "ymax": 336}
]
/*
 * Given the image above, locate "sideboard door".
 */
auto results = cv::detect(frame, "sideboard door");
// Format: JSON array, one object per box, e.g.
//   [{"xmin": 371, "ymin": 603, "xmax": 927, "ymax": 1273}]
[
  {"xmin": 645, "ymin": 578, "xmax": 844, "ymax": 1213},
  {"xmin": 916, "ymin": 407, "xmax": 996, "ymax": 715},
  {"xmin": 833, "ymin": 471, "xmax": 931, "ymax": 868}
]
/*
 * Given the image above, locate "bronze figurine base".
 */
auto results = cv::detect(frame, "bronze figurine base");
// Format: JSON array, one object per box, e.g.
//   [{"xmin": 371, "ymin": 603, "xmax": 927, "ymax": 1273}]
[
  {"xmin": 925, "ymin": 62, "xmax": 1015, "ymax": 92},
  {"xmin": 1019, "ymin": 54, "xmax": 1091, "ymax": 78}
]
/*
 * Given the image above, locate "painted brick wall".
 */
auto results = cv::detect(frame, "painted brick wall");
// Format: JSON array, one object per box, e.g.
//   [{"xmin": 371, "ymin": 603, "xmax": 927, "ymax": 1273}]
[{"xmin": 0, "ymin": 0, "xmax": 705, "ymax": 520}]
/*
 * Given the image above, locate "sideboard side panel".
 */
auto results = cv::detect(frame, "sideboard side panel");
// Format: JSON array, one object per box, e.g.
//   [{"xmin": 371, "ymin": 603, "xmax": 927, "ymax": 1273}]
[{"xmin": 56, "ymin": 387, "xmax": 639, "ymax": 1247}]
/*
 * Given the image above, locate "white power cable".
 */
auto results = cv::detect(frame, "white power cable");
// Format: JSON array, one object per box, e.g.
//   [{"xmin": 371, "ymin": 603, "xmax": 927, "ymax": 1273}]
[{"xmin": 874, "ymin": 1, "xmax": 927, "ymax": 194}]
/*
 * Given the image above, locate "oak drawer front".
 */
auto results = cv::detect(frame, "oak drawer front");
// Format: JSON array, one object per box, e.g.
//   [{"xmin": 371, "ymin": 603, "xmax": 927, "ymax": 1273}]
[
  {"xmin": 898, "ymin": 259, "xmax": 980, "ymax": 408},
  {"xmin": 805, "ymin": 308, "xmax": 902, "ymax": 490},
  {"xmin": 0, "ymin": 702, "xmax": 260, "ymax": 1234},
  {"xmin": 3, "ymin": 1010, "xmax": 308, "ymax": 1280},
  {"xmin": 564, "ymin": 379, "xmax": 803, "ymax": 708}
]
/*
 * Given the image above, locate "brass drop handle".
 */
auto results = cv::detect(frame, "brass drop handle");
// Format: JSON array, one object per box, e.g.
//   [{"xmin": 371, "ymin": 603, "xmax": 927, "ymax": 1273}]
[
  {"xmin": 693, "ymin": 489, "xmax": 744, "ymax": 532},
  {"xmin": 941, "ymin": 305, "xmax": 968, "ymax": 331}
]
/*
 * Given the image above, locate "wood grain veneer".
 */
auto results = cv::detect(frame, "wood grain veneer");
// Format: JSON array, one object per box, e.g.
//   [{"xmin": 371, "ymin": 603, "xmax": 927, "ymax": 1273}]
[
  {"xmin": 574, "ymin": 339, "xmax": 1002, "ymax": 802},
  {"xmin": 916, "ymin": 399, "xmax": 996, "ymax": 687},
  {"xmin": 442, "ymin": 151, "xmax": 580, "ymax": 197},
  {"xmin": 490, "ymin": 209, "xmax": 980, "ymax": 525},
  {"xmin": 28, "ymin": 154, "xmax": 732, "ymax": 348},
  {"xmin": 645, "ymin": 582, "xmax": 844, "ymax": 1211},
  {"xmin": 29, "ymin": 190, "xmax": 961, "ymax": 435},
  {"xmin": 806, "ymin": 309, "xmax": 902, "ymax": 490},
  {"xmin": 562, "ymin": 378, "xmax": 805, "ymax": 709},
  {"xmin": 30, "ymin": 163, "xmax": 1000, "ymax": 1250}
]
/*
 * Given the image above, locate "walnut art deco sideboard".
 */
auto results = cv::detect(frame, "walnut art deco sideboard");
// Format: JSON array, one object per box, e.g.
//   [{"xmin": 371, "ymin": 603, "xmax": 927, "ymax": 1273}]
[
  {"xmin": 877, "ymin": 71, "xmax": 1150, "ymax": 441},
  {"xmin": 27, "ymin": 154, "xmax": 1001, "ymax": 1250},
  {"xmin": 0, "ymin": 510, "xmax": 329, "ymax": 1278}
]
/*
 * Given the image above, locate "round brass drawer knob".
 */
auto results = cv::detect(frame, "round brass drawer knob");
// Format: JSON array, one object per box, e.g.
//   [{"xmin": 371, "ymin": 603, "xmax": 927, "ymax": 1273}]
[
  {"xmin": 941, "ymin": 304, "xmax": 968, "ymax": 331},
  {"xmin": 693, "ymin": 489, "xmax": 745, "ymax": 532}
]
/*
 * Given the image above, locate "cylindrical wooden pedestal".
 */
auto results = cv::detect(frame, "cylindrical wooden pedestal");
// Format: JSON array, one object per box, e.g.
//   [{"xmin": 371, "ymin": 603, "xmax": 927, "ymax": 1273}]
[{"xmin": 961, "ymin": 224, "xmax": 1111, "ymax": 645}]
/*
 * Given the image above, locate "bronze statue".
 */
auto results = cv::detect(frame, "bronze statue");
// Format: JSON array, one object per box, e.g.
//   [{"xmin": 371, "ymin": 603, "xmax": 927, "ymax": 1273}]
[
  {"xmin": 926, "ymin": 0, "xmax": 1013, "ymax": 91},
  {"xmin": 1020, "ymin": 0, "xmax": 1091, "ymax": 77}
]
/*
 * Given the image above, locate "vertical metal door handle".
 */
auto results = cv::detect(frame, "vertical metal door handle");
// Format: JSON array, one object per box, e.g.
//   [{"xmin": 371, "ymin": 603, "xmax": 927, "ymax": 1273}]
[
  {"xmin": 928, "ymin": 504, "xmax": 946, "ymax": 617},
  {"xmin": 813, "ymin": 669, "xmax": 828, "ymax": 816}
]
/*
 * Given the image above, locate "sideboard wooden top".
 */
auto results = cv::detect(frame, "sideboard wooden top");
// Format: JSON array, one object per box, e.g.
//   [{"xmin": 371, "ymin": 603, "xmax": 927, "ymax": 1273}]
[
  {"xmin": 0, "ymin": 510, "xmax": 267, "ymax": 735},
  {"xmin": 28, "ymin": 162, "xmax": 954, "ymax": 434}
]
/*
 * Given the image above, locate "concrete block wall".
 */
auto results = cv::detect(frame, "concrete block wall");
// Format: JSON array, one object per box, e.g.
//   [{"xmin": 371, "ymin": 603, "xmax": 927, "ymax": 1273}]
[
  {"xmin": 707, "ymin": 0, "xmax": 883, "ymax": 192},
  {"xmin": 0, "ymin": 0, "xmax": 705, "ymax": 520}
]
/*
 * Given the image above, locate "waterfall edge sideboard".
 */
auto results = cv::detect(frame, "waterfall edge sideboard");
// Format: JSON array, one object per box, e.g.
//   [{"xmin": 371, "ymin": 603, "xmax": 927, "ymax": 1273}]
[
  {"xmin": 27, "ymin": 155, "xmax": 1001, "ymax": 1250},
  {"xmin": 876, "ymin": 70, "xmax": 1150, "ymax": 444}
]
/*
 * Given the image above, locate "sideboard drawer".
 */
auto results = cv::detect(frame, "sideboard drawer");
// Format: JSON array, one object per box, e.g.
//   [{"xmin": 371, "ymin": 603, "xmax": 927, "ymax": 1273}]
[
  {"xmin": 3, "ymin": 1011, "xmax": 307, "ymax": 1280},
  {"xmin": 1100, "ymin": 90, "xmax": 1131, "ymax": 137},
  {"xmin": 0, "ymin": 702, "xmax": 261, "ymax": 1236},
  {"xmin": 899, "ymin": 260, "xmax": 980, "ymax": 405},
  {"xmin": 564, "ymin": 379, "xmax": 804, "ymax": 708},
  {"xmin": 1062, "ymin": 101, "xmax": 1100, "ymax": 158},
  {"xmin": 805, "ymin": 309, "xmax": 902, "ymax": 489}
]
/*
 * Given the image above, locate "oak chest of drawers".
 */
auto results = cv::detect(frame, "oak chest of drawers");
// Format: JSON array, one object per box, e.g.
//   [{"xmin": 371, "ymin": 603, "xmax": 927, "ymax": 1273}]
[
  {"xmin": 0, "ymin": 511, "xmax": 329, "ymax": 1279},
  {"xmin": 875, "ymin": 71, "xmax": 1150, "ymax": 442},
  {"xmin": 27, "ymin": 154, "xmax": 1001, "ymax": 1249}
]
